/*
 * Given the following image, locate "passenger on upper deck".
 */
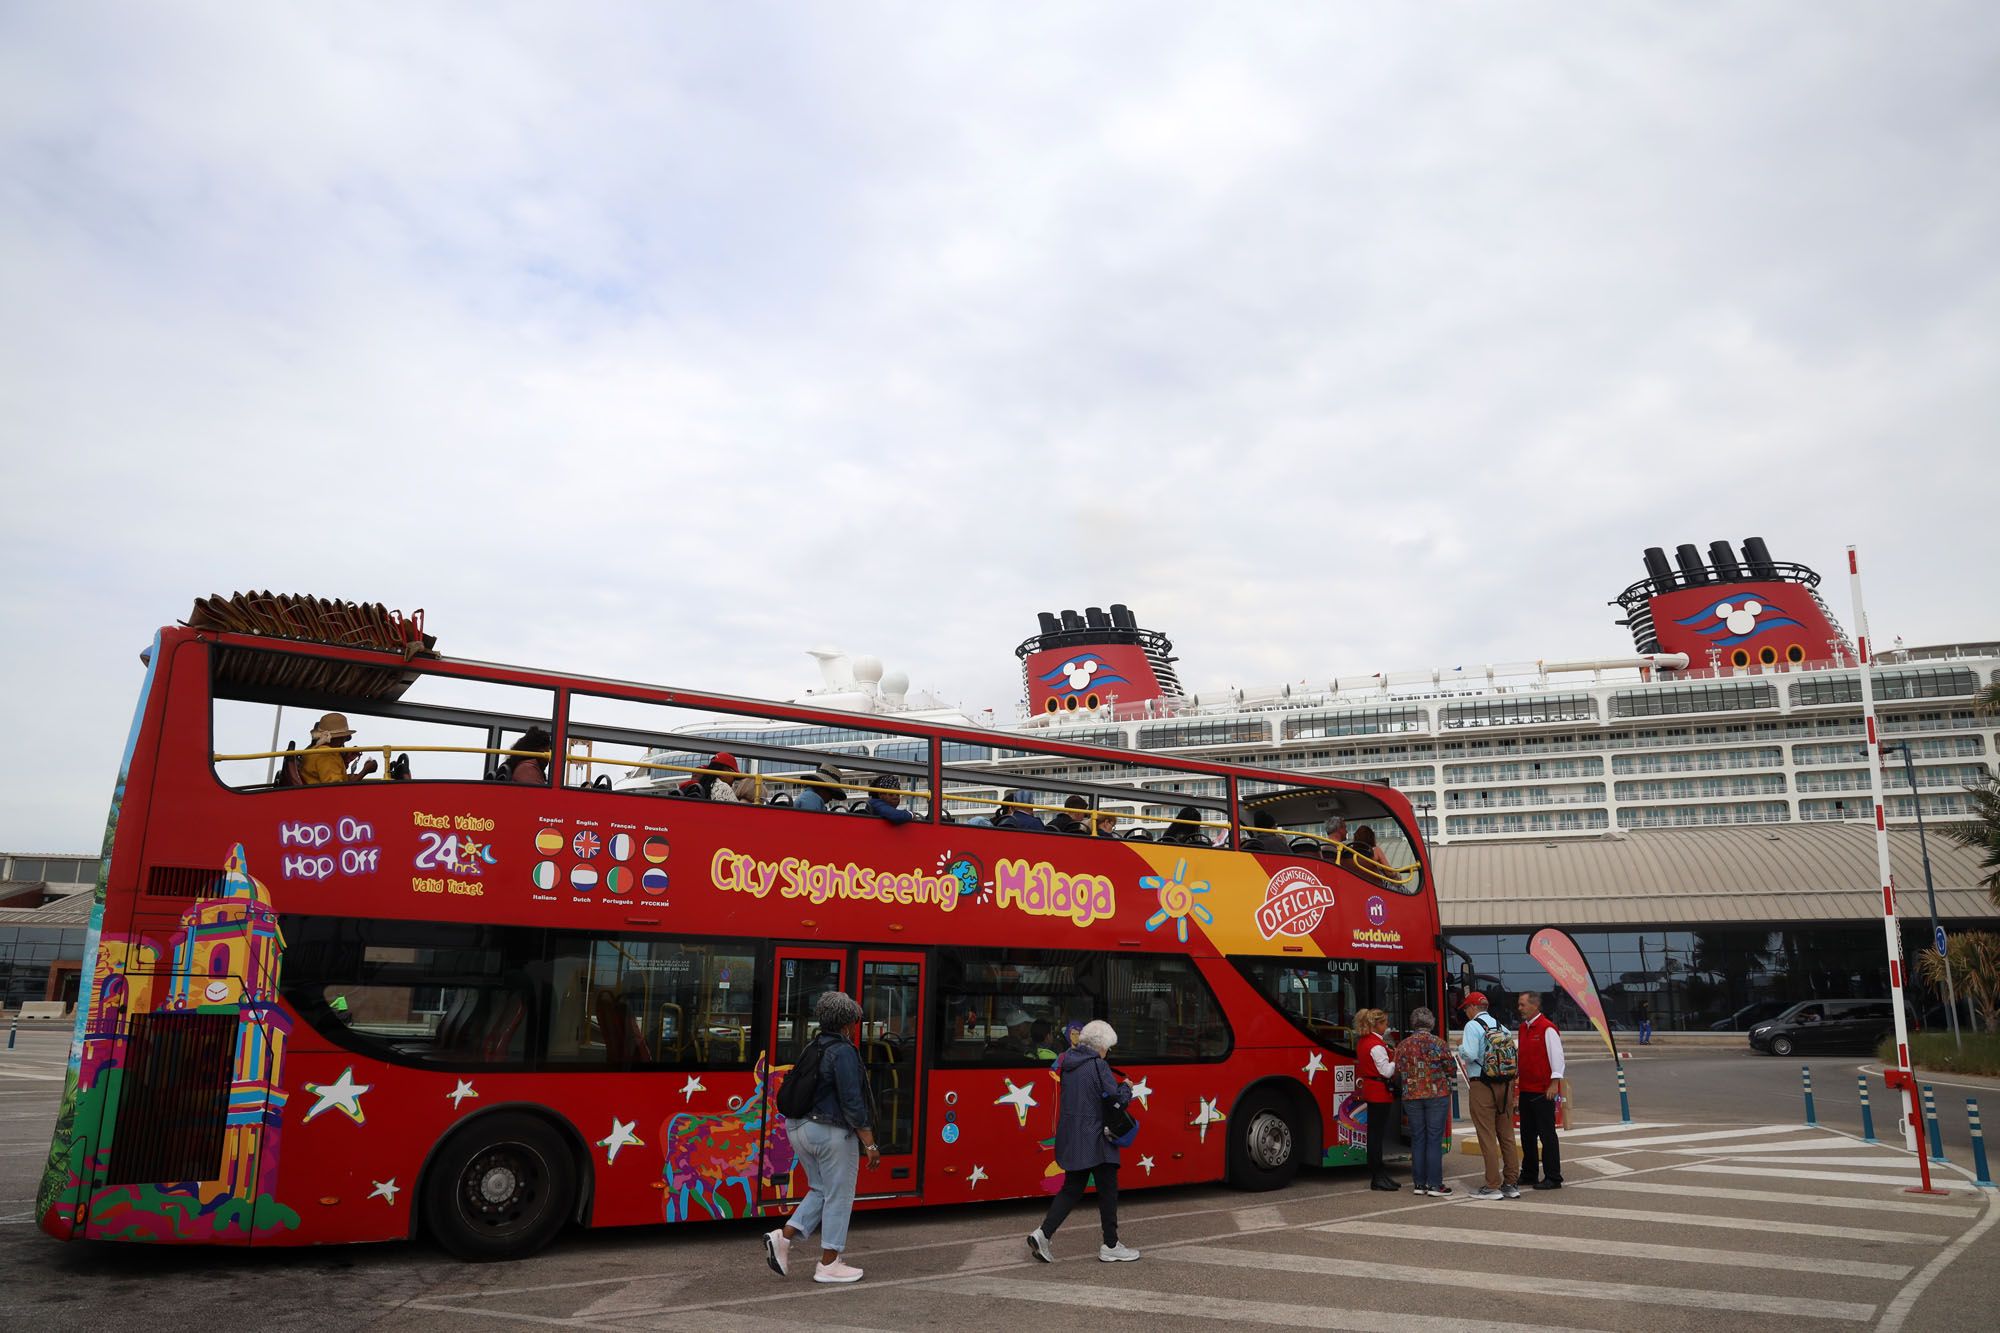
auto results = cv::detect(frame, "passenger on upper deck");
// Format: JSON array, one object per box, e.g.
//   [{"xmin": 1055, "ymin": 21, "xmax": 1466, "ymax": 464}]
[
  {"xmin": 509, "ymin": 728, "xmax": 551, "ymax": 784},
  {"xmin": 300, "ymin": 713, "xmax": 378, "ymax": 785},
  {"xmin": 1349, "ymin": 824, "xmax": 1388, "ymax": 883},
  {"xmin": 999, "ymin": 791, "xmax": 1046, "ymax": 831},
  {"xmin": 795, "ymin": 764, "xmax": 845, "ymax": 812},
  {"xmin": 680, "ymin": 752, "xmax": 740, "ymax": 801},
  {"xmin": 1163, "ymin": 807, "xmax": 1211, "ymax": 846},
  {"xmin": 867, "ymin": 774, "xmax": 915, "ymax": 824},
  {"xmin": 1324, "ymin": 816, "xmax": 1349, "ymax": 854},
  {"xmin": 1090, "ymin": 810, "xmax": 1119, "ymax": 838},
  {"xmin": 1050, "ymin": 796, "xmax": 1089, "ymax": 835}
]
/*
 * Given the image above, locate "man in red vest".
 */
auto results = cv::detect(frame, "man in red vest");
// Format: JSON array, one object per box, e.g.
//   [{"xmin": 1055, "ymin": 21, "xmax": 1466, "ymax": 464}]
[{"xmin": 1515, "ymin": 991, "xmax": 1566, "ymax": 1190}]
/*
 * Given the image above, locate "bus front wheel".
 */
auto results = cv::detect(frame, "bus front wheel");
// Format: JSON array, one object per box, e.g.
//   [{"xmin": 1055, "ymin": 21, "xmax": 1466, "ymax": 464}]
[
  {"xmin": 424, "ymin": 1112, "xmax": 577, "ymax": 1261},
  {"xmin": 1227, "ymin": 1087, "xmax": 1301, "ymax": 1191}
]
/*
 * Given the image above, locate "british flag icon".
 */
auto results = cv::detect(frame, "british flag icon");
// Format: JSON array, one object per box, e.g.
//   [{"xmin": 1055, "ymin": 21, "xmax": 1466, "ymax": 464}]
[{"xmin": 572, "ymin": 830, "xmax": 601, "ymax": 860}]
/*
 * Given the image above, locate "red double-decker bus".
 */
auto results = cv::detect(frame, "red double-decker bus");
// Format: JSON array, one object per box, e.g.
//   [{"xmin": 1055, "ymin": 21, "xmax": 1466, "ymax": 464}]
[{"xmin": 39, "ymin": 601, "xmax": 1444, "ymax": 1259}]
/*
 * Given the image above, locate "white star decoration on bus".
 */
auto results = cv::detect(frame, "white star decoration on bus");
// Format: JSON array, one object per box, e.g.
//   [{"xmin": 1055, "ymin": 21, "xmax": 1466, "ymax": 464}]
[
  {"xmin": 447, "ymin": 1079, "xmax": 479, "ymax": 1109},
  {"xmin": 967, "ymin": 1165, "xmax": 988, "ymax": 1189},
  {"xmin": 599, "ymin": 1118, "xmax": 643, "ymax": 1164},
  {"xmin": 368, "ymin": 1178, "xmax": 400, "ymax": 1205},
  {"xmin": 1139, "ymin": 858, "xmax": 1214, "ymax": 944},
  {"xmin": 995, "ymin": 1079, "xmax": 1039, "ymax": 1126},
  {"xmin": 1126, "ymin": 1077, "xmax": 1153, "ymax": 1109},
  {"xmin": 1302, "ymin": 1053, "xmax": 1327, "ymax": 1085},
  {"xmin": 1138, "ymin": 1155, "xmax": 1156, "ymax": 1176},
  {"xmin": 679, "ymin": 1075, "xmax": 706, "ymax": 1101},
  {"xmin": 1190, "ymin": 1096, "xmax": 1226, "ymax": 1142},
  {"xmin": 301, "ymin": 1067, "xmax": 371, "ymax": 1124}
]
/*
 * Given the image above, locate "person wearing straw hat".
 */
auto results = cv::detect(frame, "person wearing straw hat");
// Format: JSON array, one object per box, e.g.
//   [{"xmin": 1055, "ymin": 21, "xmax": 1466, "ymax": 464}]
[
  {"xmin": 795, "ymin": 764, "xmax": 846, "ymax": 812},
  {"xmin": 300, "ymin": 713, "xmax": 377, "ymax": 785}
]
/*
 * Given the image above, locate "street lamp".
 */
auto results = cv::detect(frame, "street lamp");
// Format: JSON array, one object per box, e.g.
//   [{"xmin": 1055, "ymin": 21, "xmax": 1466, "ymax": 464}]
[{"xmin": 1882, "ymin": 741, "xmax": 1962, "ymax": 1051}]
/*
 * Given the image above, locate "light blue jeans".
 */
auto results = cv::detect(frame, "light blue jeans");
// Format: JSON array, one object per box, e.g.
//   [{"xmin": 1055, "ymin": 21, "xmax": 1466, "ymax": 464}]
[
  {"xmin": 1405, "ymin": 1095, "xmax": 1449, "ymax": 1191},
  {"xmin": 786, "ymin": 1119, "xmax": 860, "ymax": 1252}
]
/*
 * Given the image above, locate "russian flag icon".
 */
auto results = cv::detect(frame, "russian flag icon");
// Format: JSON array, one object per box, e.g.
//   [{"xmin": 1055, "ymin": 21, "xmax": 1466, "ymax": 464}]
[{"xmin": 642, "ymin": 867, "xmax": 669, "ymax": 894}]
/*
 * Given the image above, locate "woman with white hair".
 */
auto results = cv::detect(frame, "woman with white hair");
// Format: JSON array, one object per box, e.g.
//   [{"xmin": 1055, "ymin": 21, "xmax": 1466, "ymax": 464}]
[
  {"xmin": 764, "ymin": 991, "xmax": 880, "ymax": 1284},
  {"xmin": 1026, "ymin": 1019, "xmax": 1138, "ymax": 1263}
]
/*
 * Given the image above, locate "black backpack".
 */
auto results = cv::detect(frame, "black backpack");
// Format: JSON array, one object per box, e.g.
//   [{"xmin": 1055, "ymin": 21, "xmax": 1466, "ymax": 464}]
[{"xmin": 776, "ymin": 1034, "xmax": 838, "ymax": 1120}]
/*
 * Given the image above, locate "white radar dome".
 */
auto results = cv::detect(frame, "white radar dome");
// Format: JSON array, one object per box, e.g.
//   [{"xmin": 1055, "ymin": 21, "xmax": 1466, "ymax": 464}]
[{"xmin": 852, "ymin": 655, "xmax": 884, "ymax": 686}]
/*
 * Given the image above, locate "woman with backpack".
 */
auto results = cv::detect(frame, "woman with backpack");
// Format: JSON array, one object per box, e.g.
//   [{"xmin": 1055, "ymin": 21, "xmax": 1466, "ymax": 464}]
[
  {"xmin": 1354, "ymin": 1008, "xmax": 1399, "ymax": 1190},
  {"xmin": 1026, "ymin": 1020, "xmax": 1139, "ymax": 1263},
  {"xmin": 1392, "ymin": 1006, "xmax": 1455, "ymax": 1197},
  {"xmin": 763, "ymin": 992, "xmax": 879, "ymax": 1284}
]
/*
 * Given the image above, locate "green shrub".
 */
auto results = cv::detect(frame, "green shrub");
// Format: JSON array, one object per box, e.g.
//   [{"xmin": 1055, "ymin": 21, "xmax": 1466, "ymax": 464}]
[{"xmin": 1877, "ymin": 1032, "xmax": 2000, "ymax": 1078}]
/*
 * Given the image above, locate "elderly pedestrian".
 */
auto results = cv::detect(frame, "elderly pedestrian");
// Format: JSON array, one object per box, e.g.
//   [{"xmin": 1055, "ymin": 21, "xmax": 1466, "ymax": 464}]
[
  {"xmin": 1026, "ymin": 1019, "xmax": 1138, "ymax": 1263},
  {"xmin": 1458, "ymin": 992, "xmax": 1521, "ymax": 1200},
  {"xmin": 1393, "ymin": 1006, "xmax": 1455, "ymax": 1196},
  {"xmin": 764, "ymin": 992, "xmax": 880, "ymax": 1284}
]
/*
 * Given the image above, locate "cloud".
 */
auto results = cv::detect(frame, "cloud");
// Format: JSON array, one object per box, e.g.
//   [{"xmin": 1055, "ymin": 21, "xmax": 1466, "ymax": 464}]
[{"xmin": 2, "ymin": 2, "xmax": 1997, "ymax": 846}]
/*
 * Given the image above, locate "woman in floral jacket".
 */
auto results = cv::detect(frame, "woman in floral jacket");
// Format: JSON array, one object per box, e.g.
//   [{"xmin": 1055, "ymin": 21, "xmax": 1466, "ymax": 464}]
[{"xmin": 1392, "ymin": 1006, "xmax": 1456, "ymax": 1197}]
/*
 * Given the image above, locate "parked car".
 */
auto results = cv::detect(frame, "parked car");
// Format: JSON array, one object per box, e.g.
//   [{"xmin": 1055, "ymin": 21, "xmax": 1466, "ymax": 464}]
[{"xmin": 1747, "ymin": 1000, "xmax": 1907, "ymax": 1057}]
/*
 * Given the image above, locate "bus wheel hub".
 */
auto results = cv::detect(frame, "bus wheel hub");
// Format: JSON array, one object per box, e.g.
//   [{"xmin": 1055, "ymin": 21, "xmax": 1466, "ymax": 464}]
[{"xmin": 1246, "ymin": 1111, "xmax": 1292, "ymax": 1168}]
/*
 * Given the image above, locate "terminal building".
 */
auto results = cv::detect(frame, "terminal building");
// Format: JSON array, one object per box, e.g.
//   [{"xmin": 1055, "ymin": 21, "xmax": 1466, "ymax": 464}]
[{"xmin": 0, "ymin": 851, "xmax": 96, "ymax": 1011}]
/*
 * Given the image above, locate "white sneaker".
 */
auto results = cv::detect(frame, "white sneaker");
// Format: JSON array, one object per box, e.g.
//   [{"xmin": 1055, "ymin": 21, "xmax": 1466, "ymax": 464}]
[
  {"xmin": 1099, "ymin": 1242, "xmax": 1140, "ymax": 1262},
  {"xmin": 1026, "ymin": 1229, "xmax": 1053, "ymax": 1263},
  {"xmin": 1501, "ymin": 1184, "xmax": 1522, "ymax": 1200},
  {"xmin": 1412, "ymin": 1186, "xmax": 1430, "ymax": 1197},
  {"xmin": 813, "ymin": 1259, "xmax": 864, "ymax": 1284},
  {"xmin": 1472, "ymin": 1186, "xmax": 1504, "ymax": 1200},
  {"xmin": 763, "ymin": 1228, "xmax": 790, "ymax": 1276}
]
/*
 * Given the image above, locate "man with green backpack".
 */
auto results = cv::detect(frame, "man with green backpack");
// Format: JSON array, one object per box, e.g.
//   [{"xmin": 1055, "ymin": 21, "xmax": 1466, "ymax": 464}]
[{"xmin": 1457, "ymin": 992, "xmax": 1521, "ymax": 1201}]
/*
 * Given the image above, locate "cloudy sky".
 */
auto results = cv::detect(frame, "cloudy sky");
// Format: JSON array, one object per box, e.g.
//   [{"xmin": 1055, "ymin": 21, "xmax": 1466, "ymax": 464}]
[{"xmin": 3, "ymin": 3, "xmax": 1996, "ymax": 849}]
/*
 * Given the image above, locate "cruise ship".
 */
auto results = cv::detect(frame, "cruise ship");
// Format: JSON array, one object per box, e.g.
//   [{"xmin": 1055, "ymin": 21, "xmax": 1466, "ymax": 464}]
[{"xmin": 637, "ymin": 538, "xmax": 1998, "ymax": 845}]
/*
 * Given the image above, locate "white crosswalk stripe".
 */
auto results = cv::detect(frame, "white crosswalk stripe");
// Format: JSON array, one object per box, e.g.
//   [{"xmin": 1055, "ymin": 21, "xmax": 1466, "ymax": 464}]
[
  {"xmin": 1674, "ymin": 1163, "xmax": 1982, "ymax": 1191},
  {"xmin": 1313, "ymin": 1219, "xmax": 1911, "ymax": 1279},
  {"xmin": 1568, "ymin": 1124, "xmax": 1811, "ymax": 1150},
  {"xmin": 1493, "ymin": 1199, "xmax": 1949, "ymax": 1245},
  {"xmin": 1569, "ymin": 1155, "xmax": 1632, "ymax": 1175},
  {"xmin": 1663, "ymin": 1137, "xmax": 1880, "ymax": 1155},
  {"xmin": 1151, "ymin": 1246, "xmax": 1879, "ymax": 1322},
  {"xmin": 1558, "ymin": 1121, "xmax": 1682, "ymax": 1138},
  {"xmin": 1577, "ymin": 1178, "xmax": 1981, "ymax": 1217}
]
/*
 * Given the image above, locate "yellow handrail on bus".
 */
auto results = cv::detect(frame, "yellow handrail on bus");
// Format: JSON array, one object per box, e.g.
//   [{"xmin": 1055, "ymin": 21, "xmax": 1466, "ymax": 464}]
[{"xmin": 564, "ymin": 752, "xmax": 933, "ymax": 804}]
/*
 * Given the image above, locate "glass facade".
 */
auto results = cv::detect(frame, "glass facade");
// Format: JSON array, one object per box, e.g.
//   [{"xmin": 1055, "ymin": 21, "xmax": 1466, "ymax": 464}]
[
  {"xmin": 1446, "ymin": 923, "xmax": 1963, "ymax": 1032},
  {"xmin": 0, "ymin": 926, "xmax": 87, "ymax": 1010}
]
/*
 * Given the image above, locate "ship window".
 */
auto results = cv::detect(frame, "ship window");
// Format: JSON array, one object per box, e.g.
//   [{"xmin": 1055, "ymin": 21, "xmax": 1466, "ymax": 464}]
[
  {"xmin": 1440, "ymin": 694, "xmax": 1596, "ymax": 729},
  {"xmin": 1611, "ymin": 682, "xmax": 1776, "ymax": 718},
  {"xmin": 1282, "ymin": 707, "xmax": 1424, "ymax": 741},
  {"xmin": 1790, "ymin": 668, "xmax": 1979, "ymax": 708}
]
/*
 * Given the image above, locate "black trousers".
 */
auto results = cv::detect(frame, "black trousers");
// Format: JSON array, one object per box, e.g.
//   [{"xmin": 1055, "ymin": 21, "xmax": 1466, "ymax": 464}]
[
  {"xmin": 1366, "ymin": 1101, "xmax": 1393, "ymax": 1178},
  {"xmin": 1039, "ymin": 1164, "xmax": 1119, "ymax": 1245},
  {"xmin": 1519, "ymin": 1090, "xmax": 1561, "ymax": 1184}
]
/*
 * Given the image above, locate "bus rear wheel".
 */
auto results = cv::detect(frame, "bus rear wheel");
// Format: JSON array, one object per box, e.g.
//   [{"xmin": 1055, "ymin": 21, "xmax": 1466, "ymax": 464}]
[
  {"xmin": 1227, "ymin": 1088, "xmax": 1301, "ymax": 1191},
  {"xmin": 424, "ymin": 1112, "xmax": 576, "ymax": 1261}
]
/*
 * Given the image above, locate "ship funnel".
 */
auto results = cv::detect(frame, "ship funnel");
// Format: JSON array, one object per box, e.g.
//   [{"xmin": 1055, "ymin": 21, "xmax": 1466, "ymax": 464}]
[
  {"xmin": 1110, "ymin": 603, "xmax": 1135, "ymax": 629},
  {"xmin": 1708, "ymin": 540, "xmax": 1744, "ymax": 582},
  {"xmin": 1038, "ymin": 611, "xmax": 1060, "ymax": 636},
  {"xmin": 1675, "ymin": 544, "xmax": 1710, "ymax": 586},
  {"xmin": 1742, "ymin": 536, "xmax": 1777, "ymax": 579},
  {"xmin": 1085, "ymin": 606, "xmax": 1110, "ymax": 630},
  {"xmin": 1643, "ymin": 547, "xmax": 1675, "ymax": 588},
  {"xmin": 1060, "ymin": 609, "xmax": 1083, "ymax": 632}
]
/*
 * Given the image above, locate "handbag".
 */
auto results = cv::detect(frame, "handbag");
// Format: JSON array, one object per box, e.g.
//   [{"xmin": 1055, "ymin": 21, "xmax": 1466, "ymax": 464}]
[{"xmin": 1102, "ymin": 1095, "xmax": 1140, "ymax": 1147}]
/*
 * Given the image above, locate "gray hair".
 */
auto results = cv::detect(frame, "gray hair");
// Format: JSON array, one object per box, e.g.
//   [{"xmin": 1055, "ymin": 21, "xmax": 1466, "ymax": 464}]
[
  {"xmin": 813, "ymin": 991, "xmax": 863, "ymax": 1033},
  {"xmin": 1411, "ymin": 1006, "xmax": 1436, "ymax": 1031},
  {"xmin": 1076, "ymin": 1019, "xmax": 1118, "ymax": 1053}
]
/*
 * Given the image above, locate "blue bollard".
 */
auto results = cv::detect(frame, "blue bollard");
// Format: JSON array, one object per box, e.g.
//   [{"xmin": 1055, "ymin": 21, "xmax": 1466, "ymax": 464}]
[
  {"xmin": 1969, "ymin": 1099, "xmax": 1994, "ymax": 1189},
  {"xmin": 1858, "ymin": 1074, "xmax": 1876, "ymax": 1144},
  {"xmin": 1617, "ymin": 1065, "xmax": 1632, "ymax": 1123},
  {"xmin": 6, "ymin": 1011, "xmax": 14, "ymax": 1050},
  {"xmin": 1802, "ymin": 1066, "xmax": 1816, "ymax": 1127},
  {"xmin": 1451, "ymin": 1079, "xmax": 1461, "ymax": 1121},
  {"xmin": 1922, "ymin": 1085, "xmax": 1947, "ymax": 1163}
]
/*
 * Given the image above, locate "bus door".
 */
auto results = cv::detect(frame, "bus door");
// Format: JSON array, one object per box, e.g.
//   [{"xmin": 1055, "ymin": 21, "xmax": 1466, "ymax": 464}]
[
  {"xmin": 761, "ymin": 946, "xmax": 845, "ymax": 1208},
  {"xmin": 856, "ymin": 950, "xmax": 923, "ymax": 1196}
]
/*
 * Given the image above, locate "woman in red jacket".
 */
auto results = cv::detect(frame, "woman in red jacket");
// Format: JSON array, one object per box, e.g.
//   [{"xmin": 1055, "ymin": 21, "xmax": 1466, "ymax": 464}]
[{"xmin": 1355, "ymin": 1008, "xmax": 1398, "ymax": 1190}]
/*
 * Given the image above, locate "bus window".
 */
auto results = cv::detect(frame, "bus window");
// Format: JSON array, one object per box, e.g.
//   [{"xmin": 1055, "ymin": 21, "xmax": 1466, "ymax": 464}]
[
  {"xmin": 562, "ymin": 692, "xmax": 928, "ymax": 810},
  {"xmin": 1365, "ymin": 960, "xmax": 1437, "ymax": 1039},
  {"xmin": 1104, "ymin": 955, "xmax": 1230, "ymax": 1061},
  {"xmin": 937, "ymin": 947, "xmax": 1100, "ymax": 1066},
  {"xmin": 936, "ymin": 737, "xmax": 1229, "ymax": 842},
  {"xmin": 544, "ymin": 936, "xmax": 757, "ymax": 1070},
  {"xmin": 1233, "ymin": 956, "xmax": 1365, "ymax": 1053},
  {"xmin": 1237, "ymin": 786, "xmax": 1425, "ymax": 894},
  {"xmin": 210, "ymin": 654, "xmax": 554, "ymax": 789}
]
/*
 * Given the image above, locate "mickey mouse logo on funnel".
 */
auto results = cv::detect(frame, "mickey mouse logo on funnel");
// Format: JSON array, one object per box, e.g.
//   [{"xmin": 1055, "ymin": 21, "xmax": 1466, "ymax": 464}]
[{"xmin": 1255, "ymin": 866, "xmax": 1338, "ymax": 940}]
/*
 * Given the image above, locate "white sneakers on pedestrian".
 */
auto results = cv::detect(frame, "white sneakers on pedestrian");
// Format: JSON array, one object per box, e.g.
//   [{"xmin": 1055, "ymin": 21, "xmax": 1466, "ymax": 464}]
[
  {"xmin": 1501, "ymin": 1184, "xmax": 1522, "ymax": 1199},
  {"xmin": 763, "ymin": 1229, "xmax": 790, "ymax": 1276},
  {"xmin": 1026, "ymin": 1229, "xmax": 1054, "ymax": 1263},
  {"xmin": 813, "ymin": 1260, "xmax": 864, "ymax": 1284},
  {"xmin": 1412, "ymin": 1186, "xmax": 1430, "ymax": 1196},
  {"xmin": 1472, "ymin": 1186, "xmax": 1505, "ymax": 1200},
  {"xmin": 1099, "ymin": 1242, "xmax": 1140, "ymax": 1262}
]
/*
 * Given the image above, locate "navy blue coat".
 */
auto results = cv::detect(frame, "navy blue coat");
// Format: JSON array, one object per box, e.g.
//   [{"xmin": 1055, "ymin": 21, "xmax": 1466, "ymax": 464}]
[{"xmin": 1051, "ymin": 1047, "xmax": 1131, "ymax": 1171}]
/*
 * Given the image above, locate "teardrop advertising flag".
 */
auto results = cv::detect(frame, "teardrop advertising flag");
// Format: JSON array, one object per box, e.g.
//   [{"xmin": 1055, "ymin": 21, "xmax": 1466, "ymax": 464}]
[{"xmin": 1528, "ymin": 927, "xmax": 1618, "ymax": 1062}]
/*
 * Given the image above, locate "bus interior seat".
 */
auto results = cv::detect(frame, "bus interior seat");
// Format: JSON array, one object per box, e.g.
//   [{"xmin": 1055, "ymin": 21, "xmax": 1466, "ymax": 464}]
[
  {"xmin": 1124, "ymin": 829, "xmax": 1153, "ymax": 841},
  {"xmin": 275, "ymin": 741, "xmax": 303, "ymax": 789},
  {"xmin": 1290, "ymin": 837, "xmax": 1323, "ymax": 856},
  {"xmin": 431, "ymin": 989, "xmax": 483, "ymax": 1053}
]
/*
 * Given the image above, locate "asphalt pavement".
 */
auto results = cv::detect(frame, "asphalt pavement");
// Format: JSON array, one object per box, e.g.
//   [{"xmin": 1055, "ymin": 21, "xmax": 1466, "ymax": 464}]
[{"xmin": 3, "ymin": 1026, "xmax": 1997, "ymax": 1331}]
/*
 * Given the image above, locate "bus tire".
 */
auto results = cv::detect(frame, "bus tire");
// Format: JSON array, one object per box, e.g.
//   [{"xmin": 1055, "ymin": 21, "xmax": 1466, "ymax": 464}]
[
  {"xmin": 423, "ymin": 1111, "xmax": 577, "ymax": 1261},
  {"xmin": 1227, "ymin": 1086, "xmax": 1302, "ymax": 1191}
]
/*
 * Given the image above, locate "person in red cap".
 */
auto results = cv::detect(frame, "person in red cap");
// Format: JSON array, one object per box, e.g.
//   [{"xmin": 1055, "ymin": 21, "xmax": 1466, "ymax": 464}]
[
  {"xmin": 1457, "ymin": 991, "xmax": 1520, "ymax": 1200},
  {"xmin": 681, "ymin": 752, "xmax": 741, "ymax": 801}
]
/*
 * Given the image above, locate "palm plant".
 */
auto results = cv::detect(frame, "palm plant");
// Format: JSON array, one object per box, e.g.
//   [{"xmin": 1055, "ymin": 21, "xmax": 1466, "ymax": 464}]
[
  {"xmin": 1916, "ymin": 932, "xmax": 2000, "ymax": 1033},
  {"xmin": 1938, "ymin": 683, "xmax": 2000, "ymax": 905}
]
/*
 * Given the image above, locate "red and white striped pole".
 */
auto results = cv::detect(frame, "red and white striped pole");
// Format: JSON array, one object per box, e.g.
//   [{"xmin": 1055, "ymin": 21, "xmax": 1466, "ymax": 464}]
[{"xmin": 1849, "ymin": 547, "xmax": 1942, "ymax": 1190}]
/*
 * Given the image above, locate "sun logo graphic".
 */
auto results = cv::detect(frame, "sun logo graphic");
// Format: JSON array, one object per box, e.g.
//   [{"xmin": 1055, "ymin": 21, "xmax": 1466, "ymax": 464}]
[{"xmin": 1140, "ymin": 858, "xmax": 1214, "ymax": 944}]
